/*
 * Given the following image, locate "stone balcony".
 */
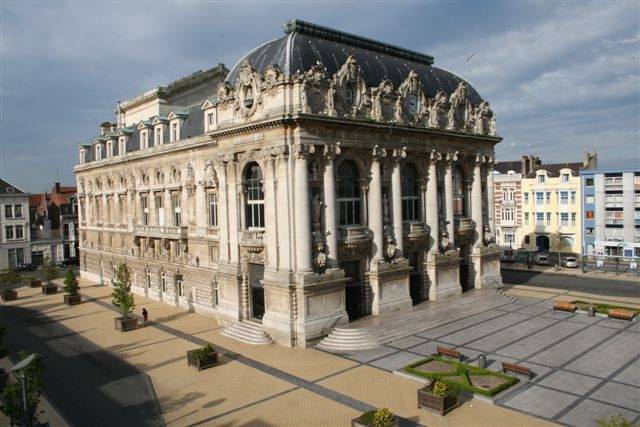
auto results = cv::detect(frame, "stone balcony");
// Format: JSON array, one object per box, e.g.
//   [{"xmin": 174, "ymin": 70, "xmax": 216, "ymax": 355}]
[
  {"xmin": 339, "ymin": 226, "xmax": 372, "ymax": 244},
  {"xmin": 241, "ymin": 229, "xmax": 265, "ymax": 253},
  {"xmin": 454, "ymin": 217, "xmax": 476, "ymax": 243},
  {"xmin": 403, "ymin": 221, "xmax": 429, "ymax": 243},
  {"xmin": 134, "ymin": 225, "xmax": 188, "ymax": 240}
]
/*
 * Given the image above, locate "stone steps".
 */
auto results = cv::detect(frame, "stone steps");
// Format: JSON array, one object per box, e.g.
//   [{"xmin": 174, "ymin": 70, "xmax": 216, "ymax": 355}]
[
  {"xmin": 316, "ymin": 289, "xmax": 513, "ymax": 353},
  {"xmin": 221, "ymin": 319, "xmax": 273, "ymax": 345}
]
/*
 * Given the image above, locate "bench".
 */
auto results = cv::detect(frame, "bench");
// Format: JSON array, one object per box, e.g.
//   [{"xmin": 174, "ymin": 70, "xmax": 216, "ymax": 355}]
[
  {"xmin": 608, "ymin": 309, "xmax": 636, "ymax": 321},
  {"xmin": 553, "ymin": 301, "xmax": 576, "ymax": 313},
  {"xmin": 502, "ymin": 362, "xmax": 532, "ymax": 379},
  {"xmin": 436, "ymin": 346, "xmax": 462, "ymax": 361}
]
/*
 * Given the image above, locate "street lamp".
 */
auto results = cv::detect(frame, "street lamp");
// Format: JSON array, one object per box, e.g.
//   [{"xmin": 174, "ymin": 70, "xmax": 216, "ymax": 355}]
[{"xmin": 10, "ymin": 353, "xmax": 36, "ymax": 427}]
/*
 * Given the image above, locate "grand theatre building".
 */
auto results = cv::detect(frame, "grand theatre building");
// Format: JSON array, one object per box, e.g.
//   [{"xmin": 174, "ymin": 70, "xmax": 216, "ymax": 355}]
[{"xmin": 74, "ymin": 20, "xmax": 502, "ymax": 347}]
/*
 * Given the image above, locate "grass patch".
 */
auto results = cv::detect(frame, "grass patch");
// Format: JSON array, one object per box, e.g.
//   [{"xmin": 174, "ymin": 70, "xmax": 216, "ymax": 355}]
[
  {"xmin": 571, "ymin": 300, "xmax": 640, "ymax": 315},
  {"xmin": 404, "ymin": 356, "xmax": 519, "ymax": 397}
]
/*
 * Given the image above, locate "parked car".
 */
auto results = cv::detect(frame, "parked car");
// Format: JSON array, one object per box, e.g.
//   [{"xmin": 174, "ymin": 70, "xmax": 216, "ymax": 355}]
[
  {"xmin": 534, "ymin": 253, "xmax": 550, "ymax": 266},
  {"xmin": 563, "ymin": 257, "xmax": 578, "ymax": 268},
  {"xmin": 56, "ymin": 258, "xmax": 77, "ymax": 267}
]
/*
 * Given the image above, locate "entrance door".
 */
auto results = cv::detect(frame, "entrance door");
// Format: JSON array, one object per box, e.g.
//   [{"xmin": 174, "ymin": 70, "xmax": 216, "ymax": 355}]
[
  {"xmin": 249, "ymin": 263, "xmax": 265, "ymax": 320},
  {"xmin": 342, "ymin": 260, "xmax": 364, "ymax": 321},
  {"xmin": 459, "ymin": 245, "xmax": 470, "ymax": 292},
  {"xmin": 536, "ymin": 235, "xmax": 550, "ymax": 252},
  {"xmin": 407, "ymin": 252, "xmax": 424, "ymax": 305}
]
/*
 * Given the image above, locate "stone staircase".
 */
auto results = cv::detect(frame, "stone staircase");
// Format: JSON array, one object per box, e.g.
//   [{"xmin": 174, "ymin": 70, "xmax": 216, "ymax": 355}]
[
  {"xmin": 221, "ymin": 319, "xmax": 273, "ymax": 345},
  {"xmin": 316, "ymin": 289, "xmax": 515, "ymax": 353}
]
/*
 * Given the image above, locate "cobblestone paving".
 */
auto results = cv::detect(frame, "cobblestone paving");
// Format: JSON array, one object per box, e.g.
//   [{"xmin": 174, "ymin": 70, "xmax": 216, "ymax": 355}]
[{"xmin": 335, "ymin": 295, "xmax": 640, "ymax": 427}]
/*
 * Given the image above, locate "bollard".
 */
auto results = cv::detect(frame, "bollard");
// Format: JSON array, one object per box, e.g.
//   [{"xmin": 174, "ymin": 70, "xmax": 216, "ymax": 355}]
[
  {"xmin": 588, "ymin": 304, "xmax": 595, "ymax": 317},
  {"xmin": 478, "ymin": 353, "xmax": 486, "ymax": 369}
]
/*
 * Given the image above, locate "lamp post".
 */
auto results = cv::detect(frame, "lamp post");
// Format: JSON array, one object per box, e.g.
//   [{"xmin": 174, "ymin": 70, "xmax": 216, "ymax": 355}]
[{"xmin": 10, "ymin": 353, "xmax": 36, "ymax": 427}]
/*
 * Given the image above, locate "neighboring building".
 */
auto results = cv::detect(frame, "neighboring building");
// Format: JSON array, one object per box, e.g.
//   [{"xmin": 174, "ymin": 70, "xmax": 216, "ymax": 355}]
[
  {"xmin": 74, "ymin": 20, "xmax": 502, "ymax": 347},
  {"xmin": 493, "ymin": 160, "xmax": 524, "ymax": 250},
  {"xmin": 29, "ymin": 182, "xmax": 79, "ymax": 265},
  {"xmin": 495, "ymin": 152, "xmax": 596, "ymax": 255},
  {"xmin": 581, "ymin": 169, "xmax": 640, "ymax": 257},
  {"xmin": 0, "ymin": 178, "xmax": 31, "ymax": 269}
]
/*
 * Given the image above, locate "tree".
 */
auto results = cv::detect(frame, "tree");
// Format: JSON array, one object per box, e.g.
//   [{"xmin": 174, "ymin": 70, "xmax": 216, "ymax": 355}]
[
  {"xmin": 111, "ymin": 264, "xmax": 135, "ymax": 319},
  {"xmin": 0, "ymin": 269, "xmax": 21, "ymax": 291},
  {"xmin": 1, "ymin": 351, "xmax": 45, "ymax": 426},
  {"xmin": 41, "ymin": 257, "xmax": 58, "ymax": 283},
  {"xmin": 62, "ymin": 268, "xmax": 79, "ymax": 296},
  {"xmin": 550, "ymin": 231, "xmax": 563, "ymax": 267}
]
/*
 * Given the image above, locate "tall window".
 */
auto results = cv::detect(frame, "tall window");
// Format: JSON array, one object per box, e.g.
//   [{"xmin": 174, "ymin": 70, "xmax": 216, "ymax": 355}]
[
  {"xmin": 536, "ymin": 192, "xmax": 544, "ymax": 205},
  {"xmin": 176, "ymin": 275, "xmax": 184, "ymax": 297},
  {"xmin": 524, "ymin": 193, "xmax": 529, "ymax": 203},
  {"xmin": 401, "ymin": 163, "xmax": 419, "ymax": 222},
  {"xmin": 536, "ymin": 212, "xmax": 544, "ymax": 225},
  {"xmin": 161, "ymin": 272, "xmax": 167, "ymax": 292},
  {"xmin": 524, "ymin": 212, "xmax": 529, "ymax": 225},
  {"xmin": 146, "ymin": 269, "xmax": 152, "ymax": 288},
  {"xmin": 4, "ymin": 205, "xmax": 13, "ymax": 218},
  {"xmin": 546, "ymin": 192, "xmax": 551, "ymax": 204},
  {"xmin": 156, "ymin": 127, "xmax": 162, "ymax": 146},
  {"xmin": 570, "ymin": 191, "xmax": 576, "ymax": 204},
  {"xmin": 337, "ymin": 160, "xmax": 361, "ymax": 226},
  {"xmin": 119, "ymin": 137, "xmax": 126, "ymax": 155},
  {"xmin": 95, "ymin": 145, "xmax": 102, "ymax": 160},
  {"xmin": 141, "ymin": 194, "xmax": 149, "ymax": 226},
  {"xmin": 172, "ymin": 194, "xmax": 181, "ymax": 226},
  {"xmin": 561, "ymin": 213, "xmax": 569, "ymax": 227},
  {"xmin": 7, "ymin": 248, "xmax": 24, "ymax": 268},
  {"xmin": 171, "ymin": 123, "xmax": 178, "ymax": 142},
  {"xmin": 452, "ymin": 166, "xmax": 466, "ymax": 217},
  {"xmin": 155, "ymin": 195, "xmax": 164, "ymax": 226},
  {"xmin": 502, "ymin": 209, "xmax": 514, "ymax": 221},
  {"xmin": 546, "ymin": 212, "xmax": 551, "ymax": 225},
  {"xmin": 141, "ymin": 131, "xmax": 148, "ymax": 149},
  {"xmin": 571, "ymin": 213, "xmax": 576, "ymax": 226},
  {"xmin": 5, "ymin": 226, "xmax": 14, "ymax": 240},
  {"xmin": 245, "ymin": 163, "xmax": 265, "ymax": 229},
  {"xmin": 208, "ymin": 193, "xmax": 218, "ymax": 227},
  {"xmin": 560, "ymin": 191, "xmax": 569, "ymax": 205}
]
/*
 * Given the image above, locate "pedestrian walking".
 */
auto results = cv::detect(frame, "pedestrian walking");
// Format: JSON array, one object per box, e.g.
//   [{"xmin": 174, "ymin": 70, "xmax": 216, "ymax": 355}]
[{"xmin": 142, "ymin": 308, "xmax": 148, "ymax": 325}]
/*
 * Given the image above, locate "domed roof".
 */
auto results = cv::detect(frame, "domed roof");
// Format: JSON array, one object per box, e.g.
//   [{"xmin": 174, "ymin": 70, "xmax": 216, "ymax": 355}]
[{"xmin": 226, "ymin": 20, "xmax": 483, "ymax": 105}]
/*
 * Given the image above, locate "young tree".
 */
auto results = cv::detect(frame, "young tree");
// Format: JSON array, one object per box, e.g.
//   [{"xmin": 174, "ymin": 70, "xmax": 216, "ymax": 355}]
[
  {"xmin": 41, "ymin": 257, "xmax": 58, "ymax": 283},
  {"xmin": 62, "ymin": 268, "xmax": 79, "ymax": 296},
  {"xmin": 1, "ymin": 351, "xmax": 45, "ymax": 426},
  {"xmin": 111, "ymin": 264, "xmax": 135, "ymax": 319},
  {"xmin": 0, "ymin": 269, "xmax": 22, "ymax": 291}
]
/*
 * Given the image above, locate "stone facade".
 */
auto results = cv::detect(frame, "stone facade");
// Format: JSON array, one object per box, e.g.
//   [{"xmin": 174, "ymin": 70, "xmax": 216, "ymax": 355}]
[{"xmin": 74, "ymin": 20, "xmax": 502, "ymax": 347}]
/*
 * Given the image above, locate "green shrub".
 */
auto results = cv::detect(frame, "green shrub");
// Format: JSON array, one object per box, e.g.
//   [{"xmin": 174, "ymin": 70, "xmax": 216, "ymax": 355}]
[
  {"xmin": 0, "ymin": 352, "xmax": 45, "ymax": 425},
  {"xmin": 62, "ymin": 268, "xmax": 79, "ymax": 296},
  {"xmin": 372, "ymin": 408, "xmax": 394, "ymax": 426},
  {"xmin": 41, "ymin": 257, "xmax": 58, "ymax": 282},
  {"xmin": 0, "ymin": 269, "xmax": 21, "ymax": 291},
  {"xmin": 597, "ymin": 414, "xmax": 637, "ymax": 427},
  {"xmin": 111, "ymin": 264, "xmax": 135, "ymax": 318},
  {"xmin": 404, "ymin": 356, "xmax": 518, "ymax": 397},
  {"xmin": 195, "ymin": 343, "xmax": 215, "ymax": 360}
]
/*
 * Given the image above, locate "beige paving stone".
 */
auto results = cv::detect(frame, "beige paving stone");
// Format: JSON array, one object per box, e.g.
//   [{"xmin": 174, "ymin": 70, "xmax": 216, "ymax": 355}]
[{"xmin": 318, "ymin": 365, "xmax": 556, "ymax": 427}]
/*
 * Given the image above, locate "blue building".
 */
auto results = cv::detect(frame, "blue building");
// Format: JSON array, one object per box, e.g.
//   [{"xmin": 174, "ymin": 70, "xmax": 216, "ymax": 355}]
[{"xmin": 580, "ymin": 168, "xmax": 640, "ymax": 257}]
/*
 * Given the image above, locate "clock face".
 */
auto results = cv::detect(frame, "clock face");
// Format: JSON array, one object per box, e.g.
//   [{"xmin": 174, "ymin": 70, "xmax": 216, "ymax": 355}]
[{"xmin": 406, "ymin": 94, "xmax": 418, "ymax": 114}]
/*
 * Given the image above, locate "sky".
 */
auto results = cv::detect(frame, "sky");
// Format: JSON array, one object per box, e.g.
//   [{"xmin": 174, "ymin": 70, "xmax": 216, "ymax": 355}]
[{"xmin": 1, "ymin": 1, "xmax": 638, "ymax": 193}]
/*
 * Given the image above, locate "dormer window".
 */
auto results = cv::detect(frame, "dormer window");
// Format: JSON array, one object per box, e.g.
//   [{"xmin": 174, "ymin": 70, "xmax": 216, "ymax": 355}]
[
  {"xmin": 155, "ymin": 126, "xmax": 163, "ymax": 146},
  {"xmin": 95, "ymin": 144, "xmax": 102, "ymax": 160},
  {"xmin": 538, "ymin": 174, "xmax": 546, "ymax": 183},
  {"xmin": 171, "ymin": 122, "xmax": 178, "ymax": 142},
  {"xmin": 79, "ymin": 149, "xmax": 86, "ymax": 164},
  {"xmin": 141, "ymin": 131, "xmax": 148, "ymax": 149},
  {"xmin": 561, "ymin": 173, "xmax": 570, "ymax": 182},
  {"xmin": 106, "ymin": 140, "xmax": 113, "ymax": 158},
  {"xmin": 118, "ymin": 137, "xmax": 126, "ymax": 155}
]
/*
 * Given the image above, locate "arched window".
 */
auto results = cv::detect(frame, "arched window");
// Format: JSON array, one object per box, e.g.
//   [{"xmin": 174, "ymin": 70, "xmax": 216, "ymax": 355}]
[
  {"xmin": 453, "ymin": 166, "xmax": 466, "ymax": 217},
  {"xmin": 337, "ymin": 160, "xmax": 361, "ymax": 226},
  {"xmin": 245, "ymin": 163, "xmax": 265, "ymax": 229},
  {"xmin": 401, "ymin": 163, "xmax": 420, "ymax": 222}
]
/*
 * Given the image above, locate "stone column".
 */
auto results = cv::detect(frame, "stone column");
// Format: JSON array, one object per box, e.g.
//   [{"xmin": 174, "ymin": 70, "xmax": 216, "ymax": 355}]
[
  {"xmin": 214, "ymin": 158, "xmax": 229, "ymax": 263},
  {"xmin": 227, "ymin": 159, "xmax": 239, "ymax": 264},
  {"xmin": 135, "ymin": 192, "xmax": 143, "ymax": 226},
  {"xmin": 263, "ymin": 153, "xmax": 278, "ymax": 269},
  {"xmin": 293, "ymin": 144, "xmax": 313, "ymax": 272},
  {"xmin": 114, "ymin": 194, "xmax": 121, "ymax": 225},
  {"xmin": 391, "ymin": 147, "xmax": 406, "ymax": 255},
  {"xmin": 195, "ymin": 182, "xmax": 206, "ymax": 230},
  {"xmin": 323, "ymin": 144, "xmax": 340, "ymax": 267},
  {"xmin": 486, "ymin": 159, "xmax": 495, "ymax": 238},
  {"xmin": 369, "ymin": 146, "xmax": 386, "ymax": 262},
  {"xmin": 164, "ymin": 189, "xmax": 172, "ymax": 227},
  {"xmin": 275, "ymin": 152, "xmax": 291, "ymax": 271},
  {"xmin": 426, "ymin": 152, "xmax": 440, "ymax": 251},
  {"xmin": 444, "ymin": 155, "xmax": 455, "ymax": 248},
  {"xmin": 472, "ymin": 155, "xmax": 484, "ymax": 246}
]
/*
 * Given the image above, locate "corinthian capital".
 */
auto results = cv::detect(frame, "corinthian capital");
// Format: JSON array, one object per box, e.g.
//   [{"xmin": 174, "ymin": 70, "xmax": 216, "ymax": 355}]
[
  {"xmin": 392, "ymin": 146, "xmax": 407, "ymax": 163},
  {"xmin": 372, "ymin": 145, "xmax": 387, "ymax": 161},
  {"xmin": 293, "ymin": 144, "xmax": 315, "ymax": 159},
  {"xmin": 323, "ymin": 142, "xmax": 342, "ymax": 160}
]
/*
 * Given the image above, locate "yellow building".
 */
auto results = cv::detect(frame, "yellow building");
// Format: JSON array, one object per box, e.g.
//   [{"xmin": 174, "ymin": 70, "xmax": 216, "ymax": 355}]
[{"xmin": 520, "ymin": 157, "xmax": 583, "ymax": 255}]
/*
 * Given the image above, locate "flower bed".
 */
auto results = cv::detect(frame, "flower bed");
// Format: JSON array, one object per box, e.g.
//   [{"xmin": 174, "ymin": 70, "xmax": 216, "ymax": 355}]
[
  {"xmin": 404, "ymin": 356, "xmax": 518, "ymax": 397},
  {"xmin": 571, "ymin": 300, "xmax": 639, "ymax": 316}
]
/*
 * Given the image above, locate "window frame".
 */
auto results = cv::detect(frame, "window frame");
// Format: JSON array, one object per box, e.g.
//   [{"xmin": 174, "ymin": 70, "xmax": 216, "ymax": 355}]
[
  {"xmin": 336, "ymin": 160, "xmax": 362, "ymax": 226},
  {"xmin": 400, "ymin": 163, "xmax": 420, "ymax": 222},
  {"xmin": 245, "ymin": 163, "xmax": 265, "ymax": 230}
]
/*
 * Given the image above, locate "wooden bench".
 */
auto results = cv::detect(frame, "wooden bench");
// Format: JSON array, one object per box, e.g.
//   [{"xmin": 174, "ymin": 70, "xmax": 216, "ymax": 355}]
[
  {"xmin": 436, "ymin": 346, "xmax": 462, "ymax": 361},
  {"xmin": 553, "ymin": 301, "xmax": 576, "ymax": 313},
  {"xmin": 502, "ymin": 362, "xmax": 532, "ymax": 379},
  {"xmin": 608, "ymin": 309, "xmax": 636, "ymax": 321}
]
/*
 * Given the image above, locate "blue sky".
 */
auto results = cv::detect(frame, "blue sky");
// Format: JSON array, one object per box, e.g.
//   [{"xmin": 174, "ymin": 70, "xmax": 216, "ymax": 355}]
[{"xmin": 1, "ymin": 1, "xmax": 638, "ymax": 192}]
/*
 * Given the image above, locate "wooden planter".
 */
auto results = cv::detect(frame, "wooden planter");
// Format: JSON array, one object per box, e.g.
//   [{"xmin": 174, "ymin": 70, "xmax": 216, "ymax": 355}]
[
  {"xmin": 114, "ymin": 317, "xmax": 138, "ymax": 332},
  {"xmin": 1, "ymin": 290, "xmax": 17, "ymax": 302},
  {"xmin": 29, "ymin": 279, "xmax": 42, "ymax": 288},
  {"xmin": 418, "ymin": 386, "xmax": 459, "ymax": 416},
  {"xmin": 187, "ymin": 349, "xmax": 219, "ymax": 371},
  {"xmin": 42, "ymin": 283, "xmax": 58, "ymax": 294},
  {"xmin": 351, "ymin": 412, "xmax": 399, "ymax": 427},
  {"xmin": 64, "ymin": 294, "xmax": 82, "ymax": 306}
]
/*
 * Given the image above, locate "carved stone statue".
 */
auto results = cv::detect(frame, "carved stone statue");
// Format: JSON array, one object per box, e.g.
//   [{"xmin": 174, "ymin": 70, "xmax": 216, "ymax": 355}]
[
  {"xmin": 474, "ymin": 101, "xmax": 494, "ymax": 136},
  {"xmin": 325, "ymin": 81, "xmax": 336, "ymax": 115},
  {"xmin": 484, "ymin": 224, "xmax": 493, "ymax": 245},
  {"xmin": 203, "ymin": 160, "xmax": 216, "ymax": 187},
  {"xmin": 429, "ymin": 90, "xmax": 449, "ymax": 128},
  {"xmin": 447, "ymin": 82, "xmax": 469, "ymax": 131},
  {"xmin": 385, "ymin": 235, "xmax": 397, "ymax": 259},
  {"xmin": 394, "ymin": 95, "xmax": 404, "ymax": 124},
  {"xmin": 311, "ymin": 192, "xmax": 322, "ymax": 230},
  {"xmin": 440, "ymin": 229, "xmax": 450, "ymax": 252}
]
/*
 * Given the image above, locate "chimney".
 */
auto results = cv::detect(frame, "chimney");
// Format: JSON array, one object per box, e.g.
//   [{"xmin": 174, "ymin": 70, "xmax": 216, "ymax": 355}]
[
  {"xmin": 100, "ymin": 121, "xmax": 112, "ymax": 136},
  {"xmin": 55, "ymin": 182, "xmax": 60, "ymax": 193},
  {"xmin": 529, "ymin": 156, "xmax": 539, "ymax": 174},
  {"xmin": 521, "ymin": 156, "xmax": 529, "ymax": 175},
  {"xmin": 583, "ymin": 149, "xmax": 598, "ymax": 170}
]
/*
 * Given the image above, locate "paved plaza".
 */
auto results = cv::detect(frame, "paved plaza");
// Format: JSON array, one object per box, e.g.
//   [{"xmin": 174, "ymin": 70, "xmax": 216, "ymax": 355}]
[{"xmin": 334, "ymin": 290, "xmax": 640, "ymax": 427}]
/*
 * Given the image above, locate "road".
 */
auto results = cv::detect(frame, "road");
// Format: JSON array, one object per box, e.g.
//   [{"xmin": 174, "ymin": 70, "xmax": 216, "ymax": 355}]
[
  {"xmin": 0, "ymin": 301, "xmax": 163, "ymax": 426},
  {"xmin": 502, "ymin": 269, "xmax": 640, "ymax": 299}
]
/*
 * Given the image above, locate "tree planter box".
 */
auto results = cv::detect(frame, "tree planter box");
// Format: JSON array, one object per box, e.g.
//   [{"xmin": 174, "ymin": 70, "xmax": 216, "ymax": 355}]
[
  {"xmin": 351, "ymin": 412, "xmax": 399, "ymax": 427},
  {"xmin": 187, "ymin": 349, "xmax": 219, "ymax": 371},
  {"xmin": 64, "ymin": 294, "xmax": 82, "ymax": 306},
  {"xmin": 1, "ymin": 290, "xmax": 17, "ymax": 302},
  {"xmin": 29, "ymin": 279, "xmax": 42, "ymax": 288},
  {"xmin": 114, "ymin": 317, "xmax": 138, "ymax": 332},
  {"xmin": 42, "ymin": 283, "xmax": 58, "ymax": 294},
  {"xmin": 418, "ymin": 386, "xmax": 459, "ymax": 415}
]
